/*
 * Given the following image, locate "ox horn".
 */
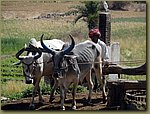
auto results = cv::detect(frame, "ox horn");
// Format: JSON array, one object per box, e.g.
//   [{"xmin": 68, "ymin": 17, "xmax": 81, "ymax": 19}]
[
  {"xmin": 40, "ymin": 34, "xmax": 55, "ymax": 55},
  {"xmin": 16, "ymin": 43, "xmax": 33, "ymax": 60},
  {"xmin": 27, "ymin": 42, "xmax": 42, "ymax": 59},
  {"xmin": 33, "ymin": 47, "xmax": 42, "ymax": 60},
  {"xmin": 16, "ymin": 46, "xmax": 42, "ymax": 60},
  {"xmin": 63, "ymin": 34, "xmax": 75, "ymax": 55},
  {"xmin": 16, "ymin": 48, "xmax": 26, "ymax": 60}
]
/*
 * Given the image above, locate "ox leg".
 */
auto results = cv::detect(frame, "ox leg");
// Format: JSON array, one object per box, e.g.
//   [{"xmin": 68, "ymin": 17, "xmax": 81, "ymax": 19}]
[
  {"xmin": 29, "ymin": 77, "xmax": 42, "ymax": 109},
  {"xmin": 37, "ymin": 85, "xmax": 44, "ymax": 103},
  {"xmin": 91, "ymin": 69, "xmax": 98, "ymax": 92},
  {"xmin": 102, "ymin": 75, "xmax": 107, "ymax": 103},
  {"xmin": 86, "ymin": 70, "xmax": 94, "ymax": 104},
  {"xmin": 94, "ymin": 64, "xmax": 107, "ymax": 103},
  {"xmin": 60, "ymin": 86, "xmax": 65, "ymax": 110},
  {"xmin": 71, "ymin": 79, "xmax": 78, "ymax": 110},
  {"xmin": 49, "ymin": 78, "xmax": 58, "ymax": 103}
]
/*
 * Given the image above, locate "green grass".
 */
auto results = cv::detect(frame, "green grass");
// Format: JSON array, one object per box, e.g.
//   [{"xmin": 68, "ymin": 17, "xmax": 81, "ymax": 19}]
[
  {"xmin": 1, "ymin": 79, "xmax": 86, "ymax": 100},
  {"xmin": 1, "ymin": 19, "xmax": 88, "ymax": 55},
  {"xmin": 111, "ymin": 25, "xmax": 146, "ymax": 39},
  {"xmin": 1, "ymin": 17, "xmax": 146, "ymax": 56},
  {"xmin": 1, "ymin": 37, "xmax": 29, "ymax": 55},
  {"xmin": 112, "ymin": 17, "xmax": 146, "ymax": 23},
  {"xmin": 1, "ymin": 56, "xmax": 23, "ymax": 79},
  {"xmin": 1, "ymin": 79, "xmax": 51, "ymax": 100},
  {"xmin": 111, "ymin": 21, "xmax": 146, "ymax": 64},
  {"xmin": 1, "ymin": 80, "xmax": 32, "ymax": 98}
]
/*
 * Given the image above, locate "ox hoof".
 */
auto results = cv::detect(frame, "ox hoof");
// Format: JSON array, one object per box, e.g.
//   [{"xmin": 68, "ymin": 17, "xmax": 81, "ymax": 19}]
[
  {"xmin": 87, "ymin": 98, "xmax": 92, "ymax": 105},
  {"xmin": 29, "ymin": 104, "xmax": 35, "ymax": 110},
  {"xmin": 102, "ymin": 99, "xmax": 107, "ymax": 104},
  {"xmin": 87, "ymin": 101, "xmax": 93, "ymax": 106},
  {"xmin": 72, "ymin": 106, "xmax": 76, "ymax": 110},
  {"xmin": 60, "ymin": 106, "xmax": 65, "ymax": 110},
  {"xmin": 102, "ymin": 97, "xmax": 107, "ymax": 104},
  {"xmin": 49, "ymin": 97, "xmax": 55, "ymax": 103}
]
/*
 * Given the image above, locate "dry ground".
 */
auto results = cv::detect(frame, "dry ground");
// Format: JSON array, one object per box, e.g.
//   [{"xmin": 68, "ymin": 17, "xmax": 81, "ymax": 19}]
[
  {"xmin": 2, "ymin": 1, "xmax": 145, "ymax": 20},
  {"xmin": 1, "ymin": 92, "xmax": 108, "ymax": 110}
]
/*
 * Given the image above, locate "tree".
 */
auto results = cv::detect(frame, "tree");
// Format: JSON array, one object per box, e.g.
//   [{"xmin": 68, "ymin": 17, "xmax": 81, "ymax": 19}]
[{"xmin": 67, "ymin": 1, "xmax": 100, "ymax": 30}]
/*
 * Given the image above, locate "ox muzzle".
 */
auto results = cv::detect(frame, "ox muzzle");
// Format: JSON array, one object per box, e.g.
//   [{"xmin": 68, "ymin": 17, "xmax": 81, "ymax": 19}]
[
  {"xmin": 25, "ymin": 77, "xmax": 34, "ymax": 84},
  {"xmin": 25, "ymin": 79, "xmax": 33, "ymax": 84},
  {"xmin": 24, "ymin": 73, "xmax": 34, "ymax": 84},
  {"xmin": 53, "ymin": 67, "xmax": 67, "ymax": 79}
]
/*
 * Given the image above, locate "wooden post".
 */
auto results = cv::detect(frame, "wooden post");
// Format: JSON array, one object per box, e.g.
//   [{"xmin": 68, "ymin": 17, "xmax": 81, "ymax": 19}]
[
  {"xmin": 99, "ymin": 12, "xmax": 120, "ymax": 81},
  {"xmin": 107, "ymin": 81, "xmax": 125, "ymax": 109},
  {"xmin": 99, "ymin": 12, "xmax": 111, "ymax": 46}
]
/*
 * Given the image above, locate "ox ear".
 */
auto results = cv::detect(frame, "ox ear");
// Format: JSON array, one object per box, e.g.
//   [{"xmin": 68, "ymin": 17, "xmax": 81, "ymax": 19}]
[
  {"xmin": 12, "ymin": 61, "xmax": 21, "ymax": 65},
  {"xmin": 24, "ymin": 44, "xmax": 27, "ymax": 48}
]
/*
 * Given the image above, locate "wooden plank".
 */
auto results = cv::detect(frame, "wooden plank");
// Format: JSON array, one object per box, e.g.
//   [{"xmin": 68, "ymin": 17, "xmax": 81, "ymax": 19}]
[
  {"xmin": 103, "ymin": 63, "xmax": 146, "ymax": 75},
  {"xmin": 124, "ymin": 81, "xmax": 146, "ymax": 90},
  {"xmin": 108, "ymin": 80, "xmax": 146, "ymax": 90}
]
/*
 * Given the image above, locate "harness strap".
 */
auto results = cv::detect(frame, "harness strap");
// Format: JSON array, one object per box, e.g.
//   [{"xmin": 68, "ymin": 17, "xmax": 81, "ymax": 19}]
[{"xmin": 66, "ymin": 55, "xmax": 80, "ymax": 76}]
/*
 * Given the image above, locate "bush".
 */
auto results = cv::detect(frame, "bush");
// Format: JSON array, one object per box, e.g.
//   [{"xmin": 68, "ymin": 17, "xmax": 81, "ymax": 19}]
[
  {"xmin": 5, "ymin": 86, "xmax": 33, "ymax": 100},
  {"xmin": 22, "ymin": 87, "xmax": 33, "ymax": 98},
  {"xmin": 8, "ymin": 93, "xmax": 23, "ymax": 100},
  {"xmin": 68, "ymin": 84, "xmax": 87, "ymax": 93},
  {"xmin": 41, "ymin": 83, "xmax": 52, "ymax": 95}
]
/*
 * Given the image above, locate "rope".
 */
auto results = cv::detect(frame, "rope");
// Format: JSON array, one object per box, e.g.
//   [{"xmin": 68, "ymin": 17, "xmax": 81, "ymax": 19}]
[
  {"xmin": 1, "ymin": 54, "xmax": 145, "ymax": 65},
  {"xmin": 70, "ymin": 59, "xmax": 145, "ymax": 65}
]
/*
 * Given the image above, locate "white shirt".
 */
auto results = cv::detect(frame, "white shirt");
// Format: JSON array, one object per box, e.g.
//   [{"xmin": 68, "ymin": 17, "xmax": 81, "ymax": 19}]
[{"xmin": 97, "ymin": 39, "xmax": 109, "ymax": 60}]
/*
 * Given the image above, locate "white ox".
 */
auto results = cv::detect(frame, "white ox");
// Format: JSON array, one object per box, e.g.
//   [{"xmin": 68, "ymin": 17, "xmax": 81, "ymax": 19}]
[
  {"xmin": 41, "ymin": 34, "xmax": 106, "ymax": 110},
  {"xmin": 15, "ymin": 37, "xmax": 65, "ymax": 109}
]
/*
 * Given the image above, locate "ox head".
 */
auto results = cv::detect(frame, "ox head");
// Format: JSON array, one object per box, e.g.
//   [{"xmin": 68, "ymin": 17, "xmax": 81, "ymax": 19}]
[
  {"xmin": 40, "ymin": 34, "xmax": 75, "ymax": 78},
  {"xmin": 16, "ymin": 46, "xmax": 42, "ymax": 84}
]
